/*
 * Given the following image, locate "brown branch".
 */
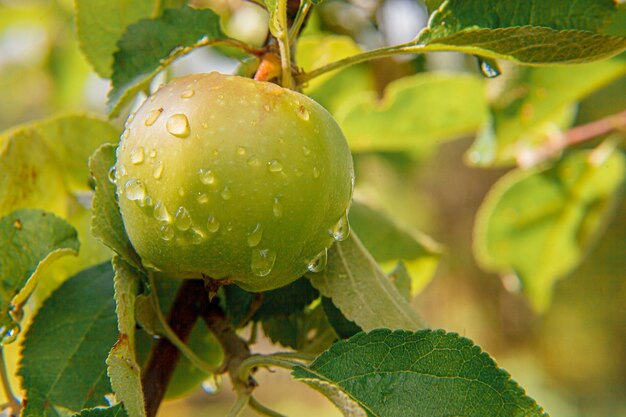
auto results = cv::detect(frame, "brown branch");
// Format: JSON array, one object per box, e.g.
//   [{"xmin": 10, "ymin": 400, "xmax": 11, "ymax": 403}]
[
  {"xmin": 200, "ymin": 296, "xmax": 254, "ymax": 390},
  {"xmin": 141, "ymin": 279, "xmax": 207, "ymax": 417},
  {"xmin": 517, "ymin": 109, "xmax": 626, "ymax": 168}
]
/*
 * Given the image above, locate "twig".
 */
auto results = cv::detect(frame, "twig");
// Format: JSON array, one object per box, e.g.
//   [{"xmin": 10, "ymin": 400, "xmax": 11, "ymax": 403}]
[
  {"xmin": 200, "ymin": 296, "xmax": 253, "ymax": 388},
  {"xmin": 238, "ymin": 355, "xmax": 302, "ymax": 383},
  {"xmin": 141, "ymin": 279, "xmax": 207, "ymax": 417},
  {"xmin": 276, "ymin": 0, "xmax": 294, "ymax": 88},
  {"xmin": 517, "ymin": 109, "xmax": 626, "ymax": 168},
  {"xmin": 288, "ymin": 1, "xmax": 312, "ymax": 44},
  {"xmin": 227, "ymin": 392, "xmax": 251, "ymax": 417},
  {"xmin": 147, "ymin": 272, "xmax": 218, "ymax": 375},
  {"xmin": 0, "ymin": 349, "xmax": 19, "ymax": 416},
  {"xmin": 249, "ymin": 396, "xmax": 290, "ymax": 417}
]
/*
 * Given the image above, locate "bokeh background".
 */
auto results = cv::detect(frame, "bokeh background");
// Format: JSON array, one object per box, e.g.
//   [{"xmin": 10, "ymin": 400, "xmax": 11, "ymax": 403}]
[{"xmin": 1, "ymin": 0, "xmax": 625, "ymax": 416}]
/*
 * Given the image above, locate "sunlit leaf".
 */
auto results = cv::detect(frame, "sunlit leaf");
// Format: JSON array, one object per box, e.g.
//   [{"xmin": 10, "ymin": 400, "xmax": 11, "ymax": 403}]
[
  {"xmin": 90, "ymin": 144, "xmax": 141, "ymax": 269},
  {"xmin": 415, "ymin": 0, "xmax": 626, "ymax": 65},
  {"xmin": 0, "ymin": 209, "xmax": 79, "ymax": 341},
  {"xmin": 468, "ymin": 60, "xmax": 626, "ymax": 167},
  {"xmin": 307, "ymin": 233, "xmax": 424, "ymax": 332},
  {"xmin": 107, "ymin": 257, "xmax": 146, "ymax": 417},
  {"xmin": 335, "ymin": 73, "xmax": 487, "ymax": 153},
  {"xmin": 19, "ymin": 262, "xmax": 117, "ymax": 415},
  {"xmin": 293, "ymin": 329, "xmax": 547, "ymax": 417},
  {"xmin": 108, "ymin": 5, "xmax": 233, "ymax": 116},
  {"xmin": 73, "ymin": 405, "xmax": 127, "ymax": 417},
  {"xmin": 349, "ymin": 201, "xmax": 441, "ymax": 296},
  {"xmin": 474, "ymin": 149, "xmax": 626, "ymax": 309}
]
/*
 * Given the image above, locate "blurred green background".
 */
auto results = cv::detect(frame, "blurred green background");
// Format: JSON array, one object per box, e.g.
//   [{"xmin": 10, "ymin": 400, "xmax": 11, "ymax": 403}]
[{"xmin": 1, "ymin": 0, "xmax": 625, "ymax": 416}]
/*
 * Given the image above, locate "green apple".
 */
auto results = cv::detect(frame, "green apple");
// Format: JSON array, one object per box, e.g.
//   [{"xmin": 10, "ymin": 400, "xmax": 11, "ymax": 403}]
[{"xmin": 115, "ymin": 72, "xmax": 354, "ymax": 291}]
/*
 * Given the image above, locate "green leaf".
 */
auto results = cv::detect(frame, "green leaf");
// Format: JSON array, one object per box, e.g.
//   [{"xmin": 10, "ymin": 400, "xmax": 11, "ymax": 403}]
[
  {"xmin": 75, "ymin": 0, "xmax": 155, "ymax": 78},
  {"xmin": 297, "ymin": 35, "xmax": 364, "ymax": 93},
  {"xmin": 349, "ymin": 201, "xmax": 441, "ymax": 296},
  {"xmin": 261, "ymin": 302, "xmax": 334, "ymax": 351},
  {"xmin": 108, "ymin": 5, "xmax": 232, "ymax": 116},
  {"xmin": 73, "ymin": 405, "xmax": 127, "ymax": 417},
  {"xmin": 468, "ymin": 60, "xmax": 626, "ymax": 167},
  {"xmin": 293, "ymin": 329, "xmax": 547, "ymax": 417},
  {"xmin": 107, "ymin": 257, "xmax": 146, "ymax": 417},
  {"xmin": 474, "ymin": 149, "xmax": 626, "ymax": 309},
  {"xmin": 18, "ymin": 262, "xmax": 117, "ymax": 414},
  {"xmin": 89, "ymin": 144, "xmax": 142, "ymax": 269},
  {"xmin": 307, "ymin": 233, "xmax": 424, "ymax": 332},
  {"xmin": 415, "ymin": 0, "xmax": 626, "ymax": 65},
  {"xmin": 0, "ymin": 115, "xmax": 119, "ymax": 303},
  {"xmin": 335, "ymin": 73, "xmax": 487, "ymax": 153},
  {"xmin": 424, "ymin": 0, "xmax": 445, "ymax": 14},
  {"xmin": 321, "ymin": 297, "xmax": 361, "ymax": 340},
  {"xmin": 0, "ymin": 114, "xmax": 119, "ymax": 216},
  {"xmin": 0, "ymin": 209, "xmax": 79, "ymax": 341}
]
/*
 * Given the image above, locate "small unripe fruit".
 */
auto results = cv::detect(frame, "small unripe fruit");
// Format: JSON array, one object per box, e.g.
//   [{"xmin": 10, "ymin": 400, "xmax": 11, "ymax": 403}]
[{"xmin": 115, "ymin": 72, "xmax": 354, "ymax": 291}]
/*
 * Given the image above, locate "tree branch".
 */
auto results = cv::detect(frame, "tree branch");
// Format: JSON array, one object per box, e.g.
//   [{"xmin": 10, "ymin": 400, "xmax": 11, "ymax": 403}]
[
  {"xmin": 517, "ymin": 109, "xmax": 626, "ymax": 168},
  {"xmin": 141, "ymin": 279, "xmax": 207, "ymax": 417}
]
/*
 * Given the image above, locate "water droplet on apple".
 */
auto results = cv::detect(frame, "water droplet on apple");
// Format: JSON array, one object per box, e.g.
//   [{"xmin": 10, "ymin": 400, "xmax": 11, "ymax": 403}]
[
  {"xmin": 144, "ymin": 108, "xmax": 163, "ymax": 126},
  {"xmin": 191, "ymin": 227, "xmax": 205, "ymax": 244},
  {"xmin": 152, "ymin": 162, "xmax": 164, "ymax": 179},
  {"xmin": 272, "ymin": 196, "xmax": 283, "ymax": 218},
  {"xmin": 267, "ymin": 160, "xmax": 283, "ymax": 173},
  {"xmin": 313, "ymin": 167, "xmax": 320, "ymax": 178},
  {"xmin": 220, "ymin": 186, "xmax": 231, "ymax": 200},
  {"xmin": 251, "ymin": 248, "xmax": 276, "ymax": 277},
  {"xmin": 124, "ymin": 179, "xmax": 146, "ymax": 201},
  {"xmin": 181, "ymin": 89, "xmax": 195, "ymax": 98},
  {"xmin": 130, "ymin": 147, "xmax": 145, "ymax": 165},
  {"xmin": 247, "ymin": 223, "xmax": 263, "ymax": 247},
  {"xmin": 236, "ymin": 146, "xmax": 246, "ymax": 155},
  {"xmin": 198, "ymin": 168, "xmax": 216, "ymax": 185},
  {"xmin": 307, "ymin": 248, "xmax": 327, "ymax": 273},
  {"xmin": 175, "ymin": 206, "xmax": 192, "ymax": 230},
  {"xmin": 166, "ymin": 114, "xmax": 190, "ymax": 138},
  {"xmin": 247, "ymin": 156, "xmax": 260, "ymax": 167},
  {"xmin": 122, "ymin": 129, "xmax": 130, "ymax": 140},
  {"xmin": 149, "ymin": 149, "xmax": 157, "ymax": 158},
  {"xmin": 330, "ymin": 213, "xmax": 350, "ymax": 241},
  {"xmin": 207, "ymin": 216, "xmax": 220, "ymax": 233},
  {"xmin": 197, "ymin": 193, "xmax": 209, "ymax": 204},
  {"xmin": 153, "ymin": 200, "xmax": 171, "ymax": 222},
  {"xmin": 302, "ymin": 145, "xmax": 311, "ymax": 156},
  {"xmin": 159, "ymin": 223, "xmax": 174, "ymax": 240}
]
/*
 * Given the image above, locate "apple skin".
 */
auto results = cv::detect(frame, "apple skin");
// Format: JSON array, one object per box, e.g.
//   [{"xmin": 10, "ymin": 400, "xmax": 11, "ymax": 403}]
[{"xmin": 115, "ymin": 72, "xmax": 354, "ymax": 292}]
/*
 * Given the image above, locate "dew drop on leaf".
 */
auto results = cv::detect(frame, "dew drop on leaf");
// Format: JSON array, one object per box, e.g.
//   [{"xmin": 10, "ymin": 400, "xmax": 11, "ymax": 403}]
[
  {"xmin": 307, "ymin": 248, "xmax": 328, "ymax": 273},
  {"xmin": 477, "ymin": 57, "xmax": 501, "ymax": 78},
  {"xmin": 166, "ymin": 114, "xmax": 191, "ymax": 138},
  {"xmin": 202, "ymin": 374, "xmax": 223, "ymax": 395},
  {"xmin": 107, "ymin": 166, "xmax": 116, "ymax": 183},
  {"xmin": 251, "ymin": 248, "xmax": 276, "ymax": 277}
]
